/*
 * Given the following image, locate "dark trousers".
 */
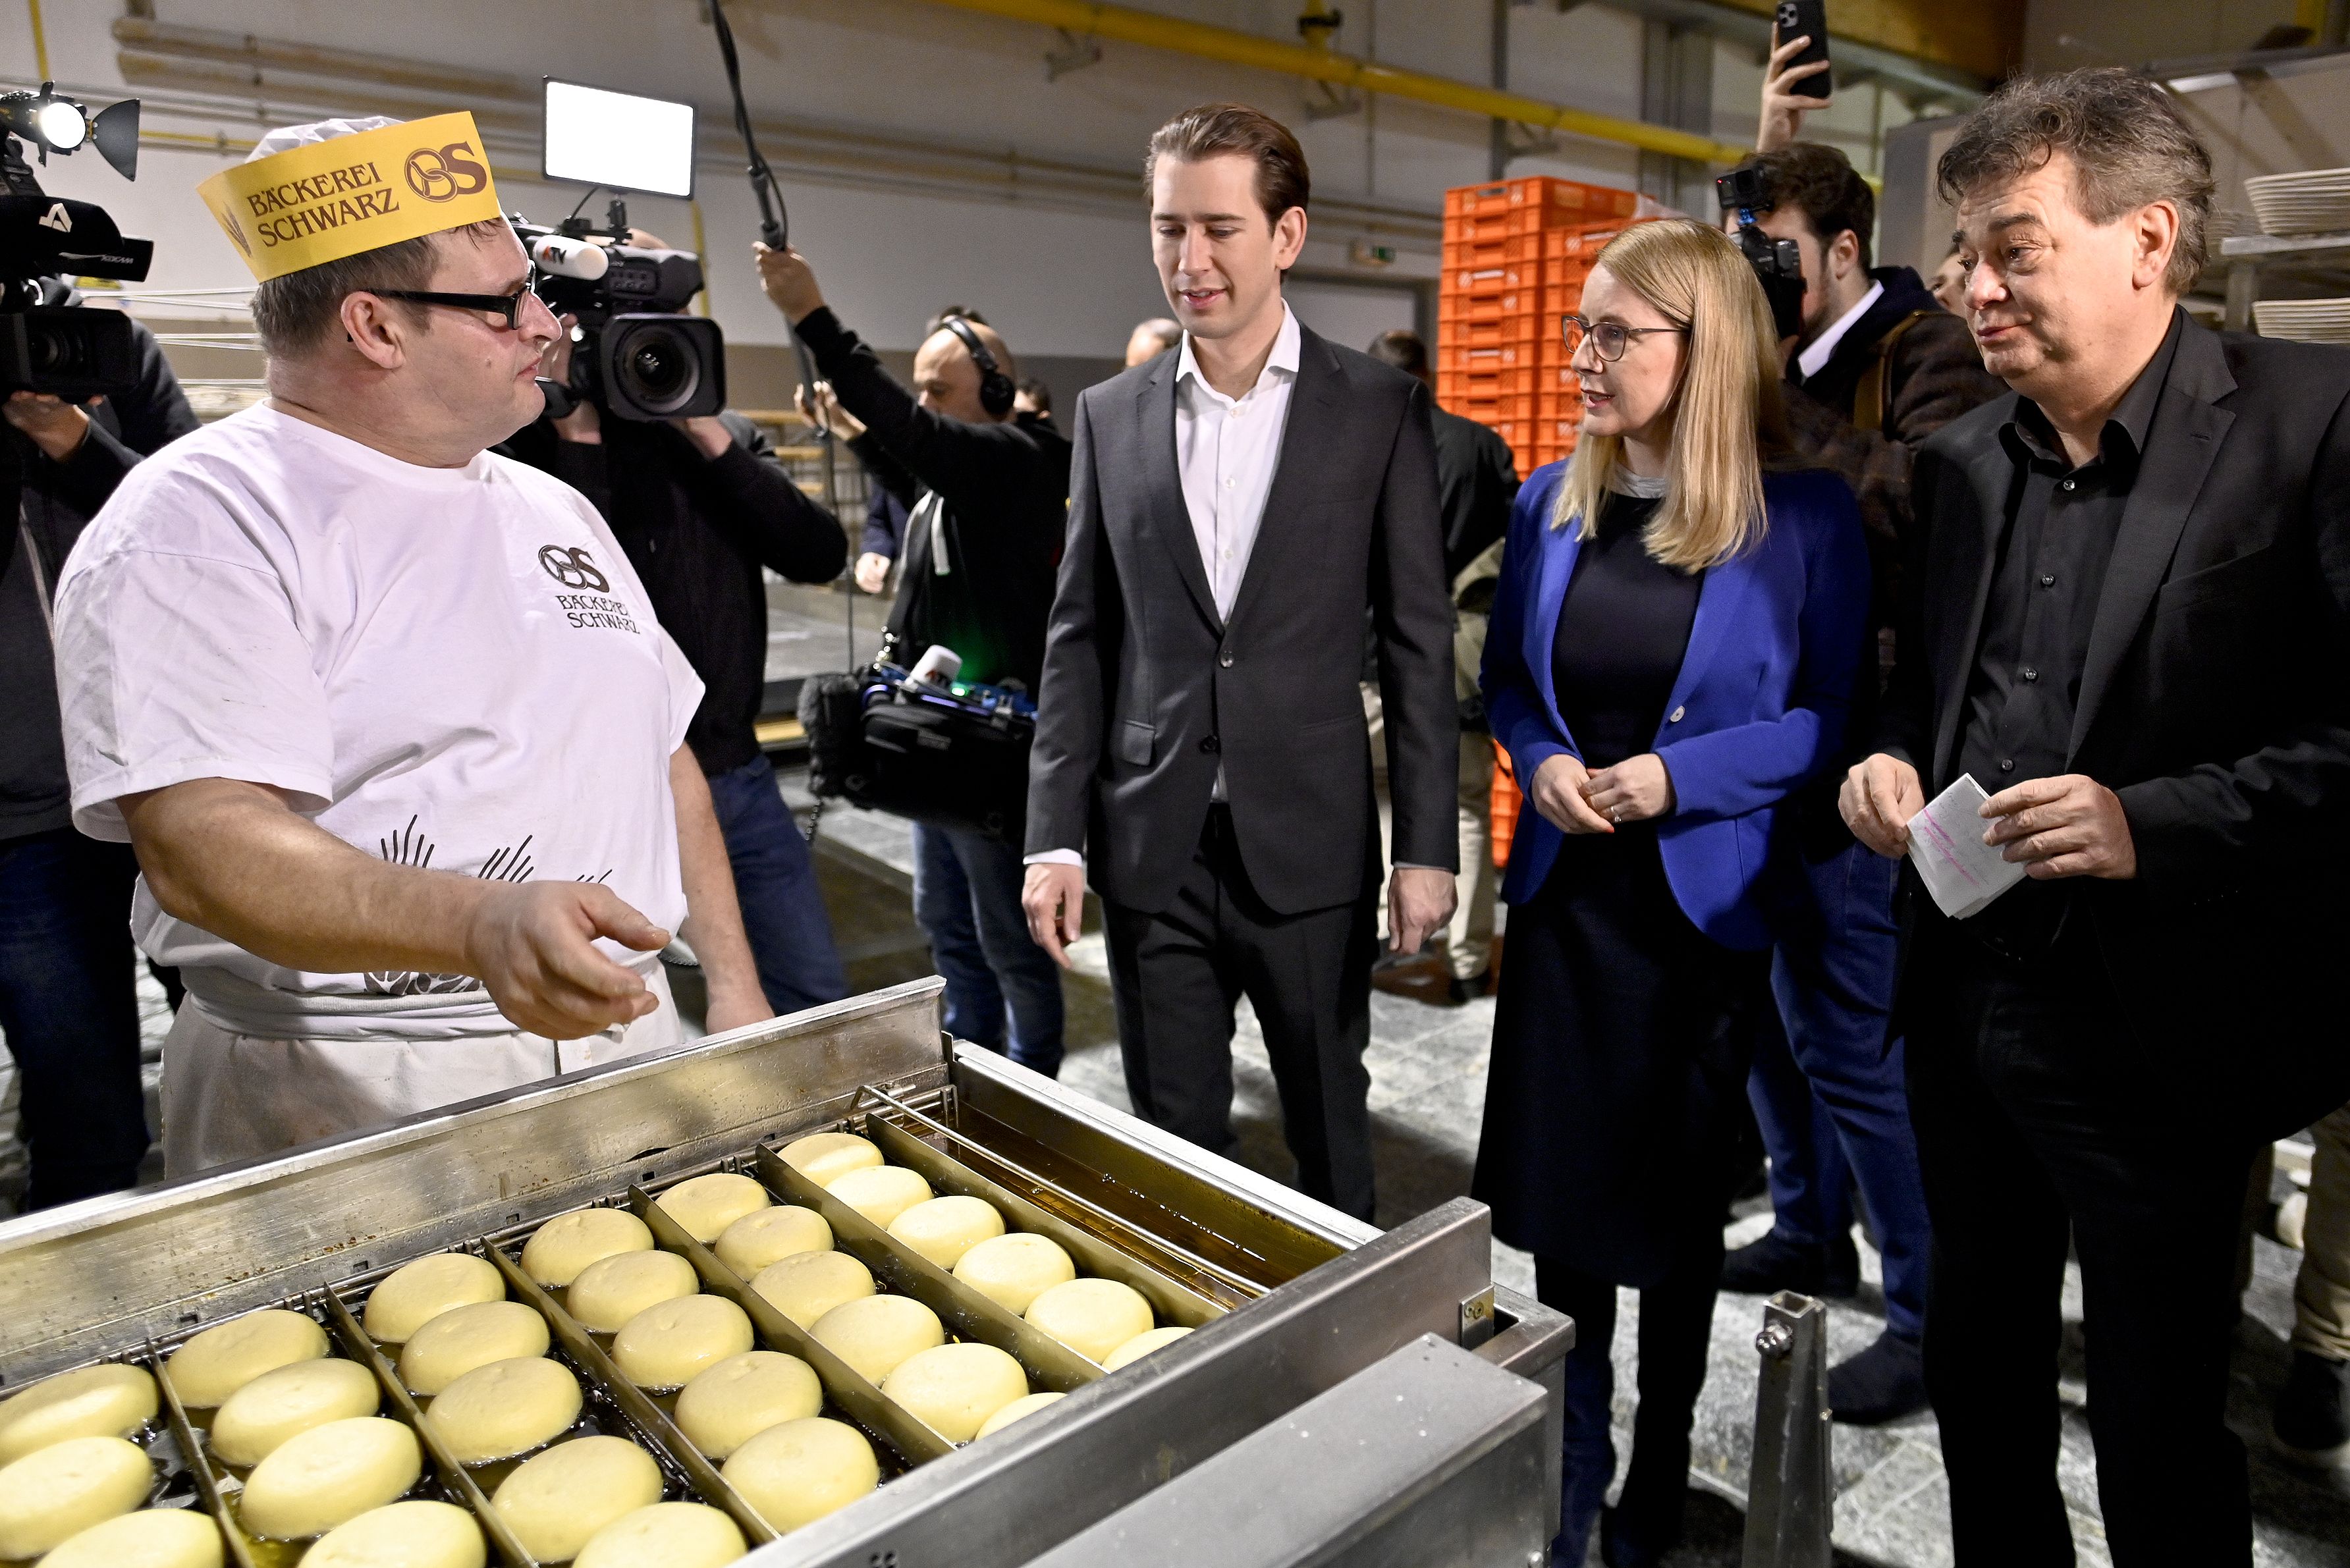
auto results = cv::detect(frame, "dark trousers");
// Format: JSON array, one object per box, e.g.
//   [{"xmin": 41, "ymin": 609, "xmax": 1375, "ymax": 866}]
[
  {"xmin": 1747, "ymin": 838, "xmax": 1931, "ymax": 1340},
  {"xmin": 912, "ymin": 822, "xmax": 1064, "ymax": 1077},
  {"xmin": 0, "ymin": 828, "xmax": 150, "ymax": 1209},
  {"xmin": 1537, "ymin": 1240, "xmax": 1722, "ymax": 1562},
  {"xmin": 706, "ymin": 754, "xmax": 849, "ymax": 1016},
  {"xmin": 1101, "ymin": 805, "xmax": 1379, "ymax": 1221},
  {"xmin": 1907, "ymin": 924, "xmax": 2254, "ymax": 1567}
]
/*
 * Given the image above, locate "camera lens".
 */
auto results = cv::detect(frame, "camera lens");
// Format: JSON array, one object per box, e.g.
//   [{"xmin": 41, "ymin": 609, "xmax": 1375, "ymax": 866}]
[{"xmin": 610, "ymin": 320, "xmax": 701, "ymax": 416}]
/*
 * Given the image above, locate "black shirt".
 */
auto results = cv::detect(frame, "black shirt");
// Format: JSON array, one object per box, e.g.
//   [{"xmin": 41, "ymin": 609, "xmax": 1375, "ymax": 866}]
[
  {"xmin": 1430, "ymin": 405, "xmax": 1520, "ymax": 581},
  {"xmin": 1550, "ymin": 493, "xmax": 1701, "ymax": 770},
  {"xmin": 3, "ymin": 296, "xmax": 199, "ymax": 840},
  {"xmin": 796, "ymin": 308, "xmax": 1071, "ymax": 690},
  {"xmin": 501, "ymin": 412, "xmax": 848, "ymax": 776},
  {"xmin": 1952, "ymin": 309, "xmax": 2183, "ymax": 951}
]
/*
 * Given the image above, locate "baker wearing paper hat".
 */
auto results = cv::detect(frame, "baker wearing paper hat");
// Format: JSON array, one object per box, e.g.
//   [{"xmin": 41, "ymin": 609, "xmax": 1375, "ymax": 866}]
[
  {"xmin": 199, "ymin": 112, "xmax": 506, "ymax": 280},
  {"xmin": 49, "ymin": 112, "xmax": 771, "ymax": 1177}
]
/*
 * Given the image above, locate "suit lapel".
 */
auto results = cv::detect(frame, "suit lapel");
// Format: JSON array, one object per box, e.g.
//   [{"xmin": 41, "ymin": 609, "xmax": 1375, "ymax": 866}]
[
  {"xmin": 1222, "ymin": 325, "xmax": 1342, "ymax": 639},
  {"xmin": 1658, "ymin": 539, "xmax": 1755, "ymax": 734},
  {"xmin": 2067, "ymin": 325, "xmax": 2235, "ymax": 760},
  {"xmin": 1137, "ymin": 357, "xmax": 1222, "ymax": 632},
  {"xmin": 1930, "ymin": 428, "xmax": 2019, "ymax": 784},
  {"xmin": 1525, "ymin": 510, "xmax": 1583, "ymax": 740}
]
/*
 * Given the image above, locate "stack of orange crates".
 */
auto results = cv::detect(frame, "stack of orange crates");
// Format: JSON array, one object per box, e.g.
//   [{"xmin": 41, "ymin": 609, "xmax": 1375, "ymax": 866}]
[{"xmin": 1436, "ymin": 176, "xmax": 1645, "ymax": 478}]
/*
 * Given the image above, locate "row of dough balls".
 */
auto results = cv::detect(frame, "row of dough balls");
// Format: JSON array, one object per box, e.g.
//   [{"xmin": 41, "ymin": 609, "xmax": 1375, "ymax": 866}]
[{"xmin": 782, "ymin": 1132, "xmax": 1195, "ymax": 1375}]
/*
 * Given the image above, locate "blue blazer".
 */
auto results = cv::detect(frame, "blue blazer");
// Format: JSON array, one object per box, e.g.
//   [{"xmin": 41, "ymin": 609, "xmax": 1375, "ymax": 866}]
[{"xmin": 1482, "ymin": 461, "xmax": 1870, "ymax": 951}]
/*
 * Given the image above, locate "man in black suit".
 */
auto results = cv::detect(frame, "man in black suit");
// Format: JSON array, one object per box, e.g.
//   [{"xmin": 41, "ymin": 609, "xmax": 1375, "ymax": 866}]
[
  {"xmin": 1022, "ymin": 103, "xmax": 1456, "ymax": 1222},
  {"xmin": 1842, "ymin": 70, "xmax": 2350, "ymax": 1564}
]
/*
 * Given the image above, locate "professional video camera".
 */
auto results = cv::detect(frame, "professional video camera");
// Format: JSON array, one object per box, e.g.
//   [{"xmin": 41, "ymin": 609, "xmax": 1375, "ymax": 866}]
[
  {"xmin": 1714, "ymin": 165, "xmax": 1808, "ymax": 343},
  {"xmin": 524, "ymin": 80, "xmax": 724, "ymax": 423},
  {"xmin": 1, "ymin": 84, "xmax": 149, "ymax": 400}
]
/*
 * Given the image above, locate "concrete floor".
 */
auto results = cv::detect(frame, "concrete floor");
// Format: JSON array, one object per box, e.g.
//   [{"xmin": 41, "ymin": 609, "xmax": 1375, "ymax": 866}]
[{"xmin": 5, "ymin": 754, "xmax": 2347, "ymax": 1565}]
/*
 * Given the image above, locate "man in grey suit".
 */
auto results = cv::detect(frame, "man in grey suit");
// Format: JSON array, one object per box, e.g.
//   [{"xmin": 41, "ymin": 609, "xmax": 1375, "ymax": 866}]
[{"xmin": 1022, "ymin": 103, "xmax": 1458, "ymax": 1221}]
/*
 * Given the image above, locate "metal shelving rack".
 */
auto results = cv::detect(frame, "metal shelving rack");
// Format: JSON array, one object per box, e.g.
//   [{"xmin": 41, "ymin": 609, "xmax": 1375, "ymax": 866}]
[{"xmin": 2218, "ymin": 230, "xmax": 2350, "ymax": 331}]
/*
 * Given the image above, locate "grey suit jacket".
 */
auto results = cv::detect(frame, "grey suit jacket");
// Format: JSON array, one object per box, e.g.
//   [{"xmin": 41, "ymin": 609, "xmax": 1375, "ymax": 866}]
[{"xmin": 1025, "ymin": 321, "xmax": 1458, "ymax": 916}]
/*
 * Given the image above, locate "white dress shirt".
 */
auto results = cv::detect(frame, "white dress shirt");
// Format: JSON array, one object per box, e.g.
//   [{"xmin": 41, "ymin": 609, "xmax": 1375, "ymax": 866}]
[
  {"xmin": 1795, "ymin": 278, "xmax": 1884, "ymax": 383},
  {"xmin": 1025, "ymin": 306, "xmax": 1301, "ymax": 865}
]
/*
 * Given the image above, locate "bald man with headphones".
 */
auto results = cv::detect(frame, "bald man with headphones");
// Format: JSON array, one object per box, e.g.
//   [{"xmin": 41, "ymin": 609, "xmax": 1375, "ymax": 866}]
[{"xmin": 757, "ymin": 244, "xmax": 1074, "ymax": 1078}]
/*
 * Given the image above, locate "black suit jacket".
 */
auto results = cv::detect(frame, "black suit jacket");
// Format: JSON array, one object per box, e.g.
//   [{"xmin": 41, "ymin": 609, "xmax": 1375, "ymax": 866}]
[
  {"xmin": 1880, "ymin": 315, "xmax": 2350, "ymax": 1139},
  {"xmin": 1026, "ymin": 321, "xmax": 1458, "ymax": 915}
]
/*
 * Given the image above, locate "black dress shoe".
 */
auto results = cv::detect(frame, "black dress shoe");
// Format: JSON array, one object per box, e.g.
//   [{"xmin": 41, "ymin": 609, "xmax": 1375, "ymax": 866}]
[
  {"xmin": 1446, "ymin": 971, "xmax": 1489, "ymax": 1004},
  {"xmin": 2272, "ymin": 1349, "xmax": 2350, "ymax": 1467},
  {"xmin": 1718, "ymin": 1227, "xmax": 1861, "ymax": 1297},
  {"xmin": 1828, "ymin": 1329, "xmax": 1929, "ymax": 1424}
]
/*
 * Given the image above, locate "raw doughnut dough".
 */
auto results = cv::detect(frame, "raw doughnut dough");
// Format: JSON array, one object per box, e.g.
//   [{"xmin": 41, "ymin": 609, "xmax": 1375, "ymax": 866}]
[
  {"xmin": 575, "ymin": 1501, "xmax": 746, "ymax": 1568},
  {"xmin": 491, "ymin": 1436, "xmax": 663, "ymax": 1563},
  {"xmin": 974, "ymin": 1390, "xmax": 1064, "ymax": 1439},
  {"xmin": 674, "ymin": 1351, "xmax": 822, "ymax": 1459},
  {"xmin": 398, "ymin": 1302, "xmax": 550, "ymax": 1396},
  {"xmin": 238, "ymin": 1417, "xmax": 420, "ymax": 1541},
  {"xmin": 0, "ymin": 1364, "xmax": 157, "ymax": 1465},
  {"xmin": 0, "ymin": 1435, "xmax": 153, "ymax": 1558},
  {"xmin": 37, "ymin": 1507, "xmax": 223, "ymax": 1568},
  {"xmin": 566, "ymin": 1249, "xmax": 699, "ymax": 1334},
  {"xmin": 750, "ymin": 1251, "xmax": 873, "ymax": 1328},
  {"xmin": 879, "ymin": 1343, "xmax": 1027, "ymax": 1442},
  {"xmin": 304, "ymin": 1500, "xmax": 484, "ymax": 1568},
  {"xmin": 777, "ymin": 1131, "xmax": 882, "ymax": 1187},
  {"xmin": 209, "ymin": 1358, "xmax": 381, "ymax": 1467},
  {"xmin": 1102, "ymin": 1325, "xmax": 1193, "ymax": 1371},
  {"xmin": 824, "ymin": 1166, "xmax": 932, "ymax": 1229},
  {"xmin": 523, "ymin": 1208, "xmax": 655, "ymax": 1287},
  {"xmin": 720, "ymin": 1417, "xmax": 877, "ymax": 1533},
  {"xmin": 713, "ymin": 1206, "xmax": 831, "ymax": 1277},
  {"xmin": 952, "ymin": 1233, "xmax": 1075, "ymax": 1315},
  {"xmin": 363, "ymin": 1254, "xmax": 503, "ymax": 1343},
  {"xmin": 809, "ymin": 1295, "xmax": 943, "ymax": 1384},
  {"xmin": 1024, "ymin": 1279, "xmax": 1153, "ymax": 1365},
  {"xmin": 886, "ymin": 1196, "xmax": 1004, "ymax": 1269},
  {"xmin": 425, "ymin": 1357, "xmax": 582, "ymax": 1465},
  {"xmin": 657, "ymin": 1174, "xmax": 771, "ymax": 1244},
  {"xmin": 167, "ymin": 1311, "xmax": 329, "ymax": 1409},
  {"xmin": 612, "ymin": 1295, "xmax": 754, "ymax": 1390}
]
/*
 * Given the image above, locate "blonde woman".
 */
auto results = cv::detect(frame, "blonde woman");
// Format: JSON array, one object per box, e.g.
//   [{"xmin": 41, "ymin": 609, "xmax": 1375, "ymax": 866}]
[{"xmin": 1471, "ymin": 219, "xmax": 1867, "ymax": 1567}]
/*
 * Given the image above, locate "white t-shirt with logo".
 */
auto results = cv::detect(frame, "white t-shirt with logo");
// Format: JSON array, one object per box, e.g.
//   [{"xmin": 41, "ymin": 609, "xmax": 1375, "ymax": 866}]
[{"xmin": 54, "ymin": 401, "xmax": 704, "ymax": 1041}]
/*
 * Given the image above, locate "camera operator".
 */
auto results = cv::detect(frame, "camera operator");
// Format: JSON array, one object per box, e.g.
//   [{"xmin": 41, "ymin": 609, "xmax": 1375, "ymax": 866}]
[
  {"xmin": 52, "ymin": 115, "xmax": 771, "ymax": 1176},
  {"xmin": 1714, "ymin": 133, "xmax": 2004, "ymax": 1423},
  {"xmin": 756, "ymin": 249, "xmax": 1071, "ymax": 1077},
  {"xmin": 3, "ymin": 278, "xmax": 196, "ymax": 1208},
  {"xmin": 501, "ymin": 231, "xmax": 850, "ymax": 1018}
]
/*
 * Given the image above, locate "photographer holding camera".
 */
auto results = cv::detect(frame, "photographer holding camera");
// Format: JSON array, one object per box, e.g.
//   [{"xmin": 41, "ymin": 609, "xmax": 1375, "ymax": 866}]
[
  {"xmin": 1714, "ymin": 94, "xmax": 2004, "ymax": 1422},
  {"xmin": 501, "ymin": 230, "xmax": 850, "ymax": 1019},
  {"xmin": 52, "ymin": 115, "xmax": 771, "ymax": 1176},
  {"xmin": 3, "ymin": 277, "xmax": 196, "ymax": 1208},
  {"xmin": 757, "ymin": 248, "xmax": 1071, "ymax": 1077}
]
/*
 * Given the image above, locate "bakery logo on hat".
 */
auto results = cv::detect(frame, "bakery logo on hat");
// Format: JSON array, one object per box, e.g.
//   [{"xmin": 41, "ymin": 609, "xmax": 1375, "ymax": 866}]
[{"xmin": 198, "ymin": 112, "xmax": 503, "ymax": 283}]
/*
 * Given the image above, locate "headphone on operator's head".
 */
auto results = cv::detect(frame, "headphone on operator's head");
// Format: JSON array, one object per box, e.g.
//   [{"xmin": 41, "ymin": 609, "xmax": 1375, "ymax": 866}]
[{"xmin": 939, "ymin": 315, "xmax": 1016, "ymax": 419}]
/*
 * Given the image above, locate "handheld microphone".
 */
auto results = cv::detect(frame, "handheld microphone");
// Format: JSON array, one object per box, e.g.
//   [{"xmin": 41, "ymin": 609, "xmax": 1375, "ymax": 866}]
[{"xmin": 526, "ymin": 232, "xmax": 609, "ymax": 282}]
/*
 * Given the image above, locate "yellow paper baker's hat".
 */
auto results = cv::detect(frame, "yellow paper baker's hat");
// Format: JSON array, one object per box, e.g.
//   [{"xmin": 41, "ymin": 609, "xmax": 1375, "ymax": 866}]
[{"xmin": 198, "ymin": 112, "xmax": 503, "ymax": 282}]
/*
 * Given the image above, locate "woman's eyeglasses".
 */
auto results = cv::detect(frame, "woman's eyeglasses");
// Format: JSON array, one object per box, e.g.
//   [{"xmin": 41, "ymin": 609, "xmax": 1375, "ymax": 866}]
[
  {"xmin": 362, "ymin": 271, "xmax": 543, "ymax": 331},
  {"xmin": 1561, "ymin": 314, "xmax": 1687, "ymax": 363}
]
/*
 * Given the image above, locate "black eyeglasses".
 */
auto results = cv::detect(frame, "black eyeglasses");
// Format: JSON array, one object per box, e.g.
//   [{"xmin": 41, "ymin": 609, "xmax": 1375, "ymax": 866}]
[
  {"xmin": 362, "ymin": 271, "xmax": 543, "ymax": 330},
  {"xmin": 1562, "ymin": 314, "xmax": 1688, "ymax": 362}
]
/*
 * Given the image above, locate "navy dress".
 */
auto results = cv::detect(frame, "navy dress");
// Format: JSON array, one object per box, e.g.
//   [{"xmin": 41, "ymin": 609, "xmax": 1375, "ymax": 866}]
[
  {"xmin": 1471, "ymin": 490, "xmax": 1771, "ymax": 1562},
  {"xmin": 1472, "ymin": 493, "xmax": 1763, "ymax": 1285}
]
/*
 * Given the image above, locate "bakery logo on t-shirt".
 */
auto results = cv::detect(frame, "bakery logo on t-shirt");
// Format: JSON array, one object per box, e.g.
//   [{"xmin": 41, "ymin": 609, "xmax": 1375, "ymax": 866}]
[{"xmin": 537, "ymin": 543, "xmax": 638, "ymax": 634}]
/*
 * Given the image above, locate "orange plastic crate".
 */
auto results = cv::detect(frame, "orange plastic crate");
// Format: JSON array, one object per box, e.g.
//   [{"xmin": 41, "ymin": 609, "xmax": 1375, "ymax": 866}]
[
  {"xmin": 1537, "ymin": 389, "xmax": 1581, "ymax": 422},
  {"xmin": 1444, "ymin": 238, "xmax": 1510, "ymax": 271},
  {"xmin": 1490, "ymin": 742, "xmax": 1519, "ymax": 870}
]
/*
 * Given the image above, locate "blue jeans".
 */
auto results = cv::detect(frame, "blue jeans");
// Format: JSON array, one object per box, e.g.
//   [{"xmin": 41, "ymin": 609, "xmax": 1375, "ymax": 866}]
[
  {"xmin": 705, "ymin": 755, "xmax": 848, "ymax": 1015},
  {"xmin": 0, "ymin": 828, "xmax": 150, "ymax": 1208},
  {"xmin": 1747, "ymin": 836, "xmax": 1931, "ymax": 1341},
  {"xmin": 910, "ymin": 823, "xmax": 1063, "ymax": 1077}
]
